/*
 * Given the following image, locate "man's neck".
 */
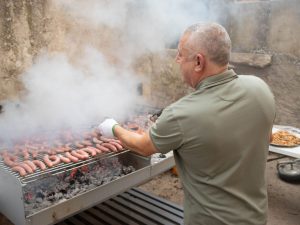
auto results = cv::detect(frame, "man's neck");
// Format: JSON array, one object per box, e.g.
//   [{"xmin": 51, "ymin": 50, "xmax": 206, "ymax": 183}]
[{"xmin": 192, "ymin": 65, "xmax": 228, "ymax": 88}]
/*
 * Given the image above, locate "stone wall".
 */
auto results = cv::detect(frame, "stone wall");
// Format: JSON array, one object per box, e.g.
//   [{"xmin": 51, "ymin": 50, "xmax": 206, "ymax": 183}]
[
  {"xmin": 0, "ymin": 0, "xmax": 299, "ymax": 126},
  {"xmin": 229, "ymin": 0, "xmax": 300, "ymax": 57}
]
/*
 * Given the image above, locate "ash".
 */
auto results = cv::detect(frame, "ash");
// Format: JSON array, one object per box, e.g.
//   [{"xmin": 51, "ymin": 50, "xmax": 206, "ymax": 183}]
[{"xmin": 23, "ymin": 157, "xmax": 135, "ymax": 216}]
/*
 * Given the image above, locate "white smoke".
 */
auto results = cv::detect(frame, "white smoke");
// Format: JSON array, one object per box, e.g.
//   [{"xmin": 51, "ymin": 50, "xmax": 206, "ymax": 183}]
[
  {"xmin": 0, "ymin": 0, "xmax": 229, "ymax": 144},
  {"xmin": 54, "ymin": 0, "xmax": 228, "ymax": 60},
  {"xmin": 0, "ymin": 48, "xmax": 141, "ymax": 142}
]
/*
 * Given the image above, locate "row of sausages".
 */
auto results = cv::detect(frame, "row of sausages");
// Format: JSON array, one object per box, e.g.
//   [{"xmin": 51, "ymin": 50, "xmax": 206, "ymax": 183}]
[{"xmin": 1, "ymin": 137, "xmax": 125, "ymax": 177}]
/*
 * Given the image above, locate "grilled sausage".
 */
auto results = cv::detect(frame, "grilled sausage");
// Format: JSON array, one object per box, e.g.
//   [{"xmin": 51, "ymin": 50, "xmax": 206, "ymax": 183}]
[
  {"xmin": 108, "ymin": 141, "xmax": 124, "ymax": 151},
  {"xmin": 21, "ymin": 149, "xmax": 30, "ymax": 160},
  {"xmin": 18, "ymin": 163, "xmax": 34, "ymax": 174},
  {"xmin": 0, "ymin": 150, "xmax": 9, "ymax": 157},
  {"xmin": 59, "ymin": 154, "xmax": 71, "ymax": 163},
  {"xmin": 29, "ymin": 150, "xmax": 38, "ymax": 159},
  {"xmin": 33, "ymin": 160, "xmax": 46, "ymax": 170},
  {"xmin": 82, "ymin": 147, "xmax": 97, "ymax": 157},
  {"xmin": 99, "ymin": 136, "xmax": 111, "ymax": 142},
  {"xmin": 83, "ymin": 132, "xmax": 92, "ymax": 139},
  {"xmin": 55, "ymin": 147, "xmax": 65, "ymax": 153},
  {"xmin": 101, "ymin": 143, "xmax": 118, "ymax": 152},
  {"xmin": 23, "ymin": 160, "xmax": 37, "ymax": 171},
  {"xmin": 108, "ymin": 139, "xmax": 122, "ymax": 145},
  {"xmin": 65, "ymin": 152, "xmax": 79, "ymax": 163},
  {"xmin": 86, "ymin": 146, "xmax": 102, "ymax": 154},
  {"xmin": 3, "ymin": 155, "xmax": 18, "ymax": 167},
  {"xmin": 12, "ymin": 166, "xmax": 27, "ymax": 176},
  {"xmin": 81, "ymin": 140, "xmax": 93, "ymax": 146},
  {"xmin": 75, "ymin": 142, "xmax": 85, "ymax": 148},
  {"xmin": 63, "ymin": 143, "xmax": 73, "ymax": 151},
  {"xmin": 47, "ymin": 148, "xmax": 57, "ymax": 155},
  {"xmin": 43, "ymin": 155, "xmax": 61, "ymax": 167},
  {"xmin": 92, "ymin": 137, "xmax": 103, "ymax": 145},
  {"xmin": 95, "ymin": 144, "xmax": 110, "ymax": 152},
  {"xmin": 71, "ymin": 150, "xmax": 88, "ymax": 160}
]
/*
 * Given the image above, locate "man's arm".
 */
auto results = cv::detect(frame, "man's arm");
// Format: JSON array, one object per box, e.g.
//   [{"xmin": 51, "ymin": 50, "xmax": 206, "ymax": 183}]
[{"xmin": 113, "ymin": 125, "xmax": 158, "ymax": 156}]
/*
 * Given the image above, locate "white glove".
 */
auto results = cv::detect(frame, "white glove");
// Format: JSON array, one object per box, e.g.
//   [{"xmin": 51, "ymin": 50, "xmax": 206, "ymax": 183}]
[{"xmin": 98, "ymin": 118, "xmax": 119, "ymax": 138}]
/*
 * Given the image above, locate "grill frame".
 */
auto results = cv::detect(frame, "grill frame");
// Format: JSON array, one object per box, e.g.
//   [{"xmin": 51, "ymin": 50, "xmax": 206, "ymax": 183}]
[{"xmin": 0, "ymin": 151, "xmax": 175, "ymax": 225}]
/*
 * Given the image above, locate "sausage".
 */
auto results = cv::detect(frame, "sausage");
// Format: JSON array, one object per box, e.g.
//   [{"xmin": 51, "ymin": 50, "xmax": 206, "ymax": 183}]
[
  {"xmin": 95, "ymin": 144, "xmax": 110, "ymax": 152},
  {"xmin": 83, "ymin": 132, "xmax": 92, "ymax": 139},
  {"xmin": 101, "ymin": 143, "xmax": 118, "ymax": 152},
  {"xmin": 12, "ymin": 166, "xmax": 27, "ymax": 176},
  {"xmin": 47, "ymin": 148, "xmax": 57, "ymax": 155},
  {"xmin": 92, "ymin": 137, "xmax": 103, "ymax": 145},
  {"xmin": 99, "ymin": 136, "xmax": 111, "ymax": 142},
  {"xmin": 111, "ymin": 139, "xmax": 123, "ymax": 145},
  {"xmin": 81, "ymin": 140, "xmax": 93, "ymax": 146},
  {"xmin": 0, "ymin": 150, "xmax": 8, "ymax": 157},
  {"xmin": 75, "ymin": 142, "xmax": 85, "ymax": 148},
  {"xmin": 23, "ymin": 160, "xmax": 37, "ymax": 171},
  {"xmin": 63, "ymin": 143, "xmax": 72, "ymax": 151},
  {"xmin": 77, "ymin": 149, "xmax": 89, "ymax": 159},
  {"xmin": 53, "ymin": 147, "xmax": 63, "ymax": 153},
  {"xmin": 49, "ymin": 155, "xmax": 61, "ymax": 166},
  {"xmin": 18, "ymin": 163, "xmax": 34, "ymax": 174},
  {"xmin": 43, "ymin": 155, "xmax": 61, "ymax": 167},
  {"xmin": 108, "ymin": 141, "xmax": 124, "ymax": 151},
  {"xmin": 59, "ymin": 154, "xmax": 71, "ymax": 163},
  {"xmin": 29, "ymin": 150, "xmax": 38, "ymax": 159},
  {"xmin": 71, "ymin": 150, "xmax": 88, "ymax": 160},
  {"xmin": 86, "ymin": 146, "xmax": 102, "ymax": 154},
  {"xmin": 3, "ymin": 155, "xmax": 18, "ymax": 167},
  {"xmin": 82, "ymin": 147, "xmax": 97, "ymax": 157},
  {"xmin": 21, "ymin": 149, "xmax": 30, "ymax": 160},
  {"xmin": 65, "ymin": 152, "xmax": 79, "ymax": 163},
  {"xmin": 33, "ymin": 160, "xmax": 46, "ymax": 170}
]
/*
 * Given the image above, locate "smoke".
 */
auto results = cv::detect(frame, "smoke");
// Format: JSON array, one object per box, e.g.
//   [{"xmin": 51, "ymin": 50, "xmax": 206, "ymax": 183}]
[
  {"xmin": 0, "ymin": 0, "xmax": 229, "ymax": 144},
  {"xmin": 54, "ymin": 0, "xmax": 229, "ymax": 61},
  {"xmin": 0, "ymin": 48, "xmax": 141, "ymax": 142}
]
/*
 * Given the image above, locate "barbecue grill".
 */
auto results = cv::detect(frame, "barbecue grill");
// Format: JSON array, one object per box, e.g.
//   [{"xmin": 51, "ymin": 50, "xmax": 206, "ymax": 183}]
[{"xmin": 0, "ymin": 107, "xmax": 175, "ymax": 225}]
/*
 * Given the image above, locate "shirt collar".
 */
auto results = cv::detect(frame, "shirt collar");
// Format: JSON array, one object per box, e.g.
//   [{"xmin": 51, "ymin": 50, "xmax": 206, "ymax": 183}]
[{"xmin": 195, "ymin": 69, "xmax": 238, "ymax": 90}]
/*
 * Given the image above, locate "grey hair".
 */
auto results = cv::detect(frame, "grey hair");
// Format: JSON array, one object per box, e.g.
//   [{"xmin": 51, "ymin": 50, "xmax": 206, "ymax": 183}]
[{"xmin": 183, "ymin": 22, "xmax": 231, "ymax": 66}]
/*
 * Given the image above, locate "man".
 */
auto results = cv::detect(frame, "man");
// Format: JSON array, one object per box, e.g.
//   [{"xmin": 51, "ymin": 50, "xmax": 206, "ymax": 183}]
[{"xmin": 99, "ymin": 22, "xmax": 276, "ymax": 225}]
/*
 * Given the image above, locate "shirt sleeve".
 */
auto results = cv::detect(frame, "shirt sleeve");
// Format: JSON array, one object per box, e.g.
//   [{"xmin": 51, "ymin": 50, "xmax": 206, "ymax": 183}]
[{"xmin": 149, "ymin": 106, "xmax": 183, "ymax": 154}]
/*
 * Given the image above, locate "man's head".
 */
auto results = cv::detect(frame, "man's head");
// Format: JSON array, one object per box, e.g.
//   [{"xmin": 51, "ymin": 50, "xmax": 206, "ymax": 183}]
[{"xmin": 176, "ymin": 22, "xmax": 231, "ymax": 88}]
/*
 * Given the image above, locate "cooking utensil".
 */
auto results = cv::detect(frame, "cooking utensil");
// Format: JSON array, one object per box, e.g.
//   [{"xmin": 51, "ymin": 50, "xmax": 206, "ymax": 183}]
[{"xmin": 277, "ymin": 159, "xmax": 300, "ymax": 183}]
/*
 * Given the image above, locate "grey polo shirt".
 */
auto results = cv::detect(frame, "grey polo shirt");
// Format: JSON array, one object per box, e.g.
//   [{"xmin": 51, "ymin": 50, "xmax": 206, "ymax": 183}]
[{"xmin": 150, "ymin": 69, "xmax": 275, "ymax": 225}]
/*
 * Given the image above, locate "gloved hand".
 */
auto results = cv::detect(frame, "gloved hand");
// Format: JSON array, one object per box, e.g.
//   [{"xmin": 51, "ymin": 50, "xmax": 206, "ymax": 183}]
[{"xmin": 98, "ymin": 118, "xmax": 119, "ymax": 138}]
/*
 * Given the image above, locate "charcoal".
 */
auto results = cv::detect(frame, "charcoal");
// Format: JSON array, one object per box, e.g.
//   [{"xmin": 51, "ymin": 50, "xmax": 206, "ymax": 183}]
[{"xmin": 23, "ymin": 156, "xmax": 136, "ymax": 216}]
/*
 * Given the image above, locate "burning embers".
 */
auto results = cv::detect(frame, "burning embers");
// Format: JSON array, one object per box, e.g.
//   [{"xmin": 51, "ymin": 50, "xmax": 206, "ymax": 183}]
[
  {"xmin": 23, "ymin": 156, "xmax": 136, "ymax": 216},
  {"xmin": 0, "ymin": 128, "xmax": 126, "ymax": 177}
]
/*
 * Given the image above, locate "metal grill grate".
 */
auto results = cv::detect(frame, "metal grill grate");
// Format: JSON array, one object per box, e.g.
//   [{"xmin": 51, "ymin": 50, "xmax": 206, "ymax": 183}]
[
  {"xmin": 57, "ymin": 188, "xmax": 184, "ymax": 225},
  {"xmin": 0, "ymin": 150, "xmax": 129, "ymax": 184}
]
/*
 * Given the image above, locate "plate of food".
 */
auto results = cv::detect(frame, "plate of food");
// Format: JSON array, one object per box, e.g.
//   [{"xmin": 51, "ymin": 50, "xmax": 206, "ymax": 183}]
[{"xmin": 270, "ymin": 130, "xmax": 300, "ymax": 147}]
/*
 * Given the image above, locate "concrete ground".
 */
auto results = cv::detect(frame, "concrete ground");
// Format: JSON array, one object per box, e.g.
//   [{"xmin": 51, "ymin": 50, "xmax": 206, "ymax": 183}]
[
  {"xmin": 139, "ymin": 152, "xmax": 300, "ymax": 225},
  {"xmin": 0, "ymin": 153, "xmax": 299, "ymax": 225}
]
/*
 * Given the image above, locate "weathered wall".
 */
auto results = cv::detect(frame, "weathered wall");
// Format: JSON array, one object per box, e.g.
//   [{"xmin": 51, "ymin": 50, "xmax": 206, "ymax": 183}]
[
  {"xmin": 230, "ymin": 0, "xmax": 300, "ymax": 57},
  {"xmin": 133, "ymin": 50, "xmax": 192, "ymax": 109},
  {"xmin": 0, "ymin": 0, "xmax": 299, "ymax": 127},
  {"xmin": 0, "ymin": 0, "xmax": 67, "ymax": 100},
  {"xmin": 0, "ymin": 0, "xmax": 122, "ymax": 101}
]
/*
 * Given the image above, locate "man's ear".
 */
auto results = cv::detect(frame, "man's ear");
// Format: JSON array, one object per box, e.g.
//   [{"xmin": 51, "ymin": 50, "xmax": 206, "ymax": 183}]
[{"xmin": 195, "ymin": 53, "xmax": 205, "ymax": 72}]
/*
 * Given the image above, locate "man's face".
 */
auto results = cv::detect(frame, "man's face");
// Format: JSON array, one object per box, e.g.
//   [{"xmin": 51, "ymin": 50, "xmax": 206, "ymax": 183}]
[{"xmin": 175, "ymin": 34, "xmax": 196, "ymax": 87}]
